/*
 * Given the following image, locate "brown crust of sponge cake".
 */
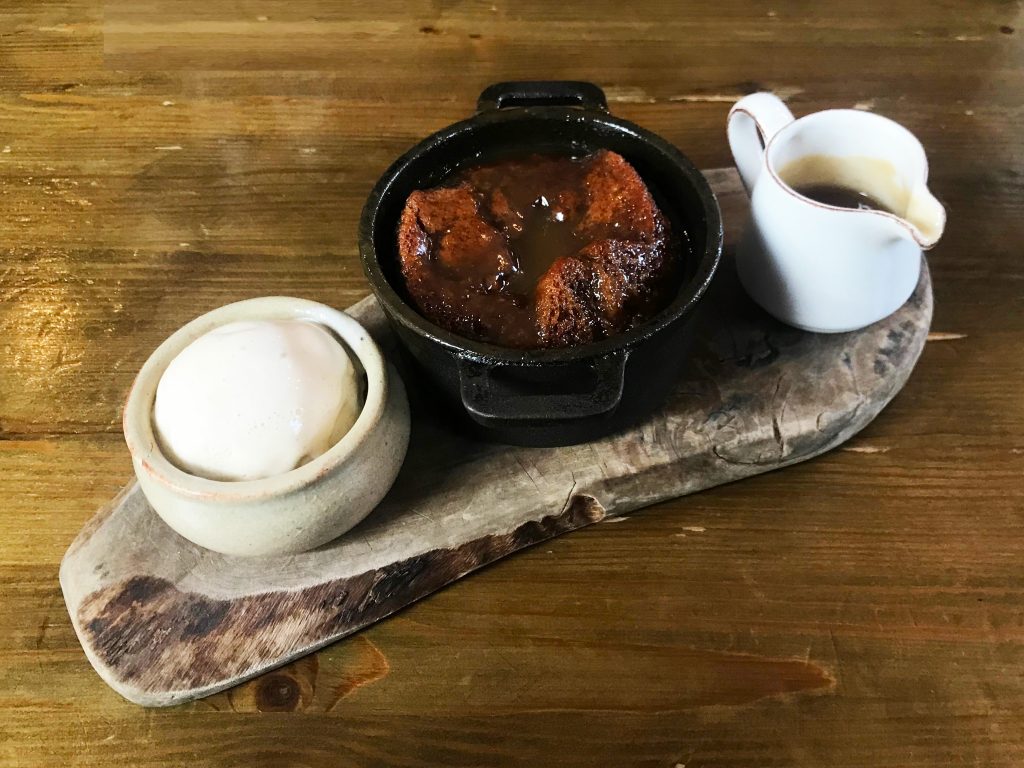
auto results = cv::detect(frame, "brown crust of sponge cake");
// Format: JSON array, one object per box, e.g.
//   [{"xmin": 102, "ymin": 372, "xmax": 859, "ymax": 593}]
[
  {"xmin": 398, "ymin": 187, "xmax": 526, "ymax": 342},
  {"xmin": 534, "ymin": 254, "xmax": 603, "ymax": 347},
  {"xmin": 535, "ymin": 237, "xmax": 670, "ymax": 347},
  {"xmin": 535, "ymin": 150, "xmax": 672, "ymax": 347},
  {"xmin": 398, "ymin": 185, "xmax": 513, "ymax": 281},
  {"xmin": 396, "ymin": 150, "xmax": 675, "ymax": 349},
  {"xmin": 576, "ymin": 149, "xmax": 664, "ymax": 243}
]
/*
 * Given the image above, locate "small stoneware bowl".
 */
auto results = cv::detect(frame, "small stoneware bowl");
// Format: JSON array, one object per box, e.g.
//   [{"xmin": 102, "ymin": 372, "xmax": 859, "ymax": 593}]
[{"xmin": 122, "ymin": 297, "xmax": 411, "ymax": 557}]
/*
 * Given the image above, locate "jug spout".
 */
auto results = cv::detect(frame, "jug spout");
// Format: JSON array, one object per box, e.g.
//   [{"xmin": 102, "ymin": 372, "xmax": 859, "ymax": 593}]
[{"xmin": 903, "ymin": 184, "xmax": 946, "ymax": 249}]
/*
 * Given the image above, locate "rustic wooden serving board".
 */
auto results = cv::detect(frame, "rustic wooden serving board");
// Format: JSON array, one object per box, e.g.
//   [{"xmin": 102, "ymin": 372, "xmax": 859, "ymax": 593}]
[{"xmin": 60, "ymin": 169, "xmax": 933, "ymax": 707}]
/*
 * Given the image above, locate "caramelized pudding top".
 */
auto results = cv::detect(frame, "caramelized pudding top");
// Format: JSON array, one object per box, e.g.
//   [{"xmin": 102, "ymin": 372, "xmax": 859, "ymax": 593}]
[{"xmin": 397, "ymin": 149, "xmax": 679, "ymax": 349}]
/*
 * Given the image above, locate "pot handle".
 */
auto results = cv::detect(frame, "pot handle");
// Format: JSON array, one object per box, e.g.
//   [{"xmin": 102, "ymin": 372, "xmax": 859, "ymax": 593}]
[
  {"xmin": 458, "ymin": 350, "xmax": 629, "ymax": 426},
  {"xmin": 477, "ymin": 81, "xmax": 608, "ymax": 113}
]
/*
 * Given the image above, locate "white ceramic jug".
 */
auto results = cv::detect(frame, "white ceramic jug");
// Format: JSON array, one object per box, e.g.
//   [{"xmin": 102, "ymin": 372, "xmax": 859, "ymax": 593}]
[{"xmin": 727, "ymin": 92, "xmax": 945, "ymax": 332}]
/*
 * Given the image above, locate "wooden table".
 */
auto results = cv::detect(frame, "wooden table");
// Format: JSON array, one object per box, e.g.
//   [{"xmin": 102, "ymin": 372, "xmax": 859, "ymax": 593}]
[{"xmin": 3, "ymin": 2, "xmax": 1022, "ymax": 765}]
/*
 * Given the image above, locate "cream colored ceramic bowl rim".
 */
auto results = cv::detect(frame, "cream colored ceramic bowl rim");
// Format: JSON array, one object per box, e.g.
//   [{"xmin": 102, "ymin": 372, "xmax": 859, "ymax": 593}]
[{"xmin": 123, "ymin": 297, "xmax": 387, "ymax": 501}]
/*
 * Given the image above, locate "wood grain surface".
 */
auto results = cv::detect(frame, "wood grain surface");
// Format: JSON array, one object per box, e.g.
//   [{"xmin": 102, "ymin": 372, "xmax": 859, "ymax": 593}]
[
  {"xmin": 59, "ymin": 175, "xmax": 932, "ymax": 705},
  {"xmin": 2, "ymin": 1, "xmax": 1023, "ymax": 766}
]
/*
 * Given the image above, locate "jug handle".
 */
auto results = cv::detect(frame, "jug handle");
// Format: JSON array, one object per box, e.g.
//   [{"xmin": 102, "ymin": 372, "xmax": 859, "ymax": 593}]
[{"xmin": 727, "ymin": 92, "xmax": 795, "ymax": 193}]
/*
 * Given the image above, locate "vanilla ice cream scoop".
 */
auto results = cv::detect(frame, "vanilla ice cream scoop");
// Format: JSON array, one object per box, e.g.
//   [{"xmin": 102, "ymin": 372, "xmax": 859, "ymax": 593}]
[{"xmin": 153, "ymin": 319, "xmax": 361, "ymax": 481}]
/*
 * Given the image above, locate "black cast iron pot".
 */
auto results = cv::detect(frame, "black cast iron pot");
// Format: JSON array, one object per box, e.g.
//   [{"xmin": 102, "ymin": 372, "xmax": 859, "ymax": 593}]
[{"xmin": 359, "ymin": 81, "xmax": 722, "ymax": 447}]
